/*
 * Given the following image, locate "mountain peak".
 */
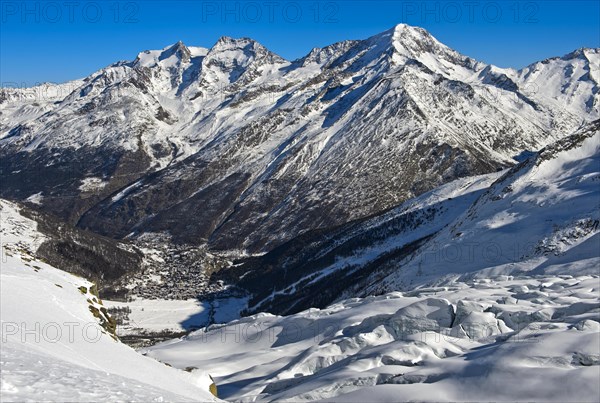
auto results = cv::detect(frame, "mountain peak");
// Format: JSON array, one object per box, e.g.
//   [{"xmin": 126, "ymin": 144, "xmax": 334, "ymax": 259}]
[
  {"xmin": 355, "ymin": 23, "xmax": 476, "ymax": 74},
  {"xmin": 388, "ymin": 23, "xmax": 446, "ymax": 58},
  {"xmin": 392, "ymin": 23, "xmax": 425, "ymax": 35},
  {"xmin": 209, "ymin": 35, "xmax": 287, "ymax": 64},
  {"xmin": 133, "ymin": 41, "xmax": 197, "ymax": 68},
  {"xmin": 562, "ymin": 47, "xmax": 599, "ymax": 62},
  {"xmin": 213, "ymin": 36, "xmax": 259, "ymax": 49},
  {"xmin": 159, "ymin": 41, "xmax": 191, "ymax": 63}
]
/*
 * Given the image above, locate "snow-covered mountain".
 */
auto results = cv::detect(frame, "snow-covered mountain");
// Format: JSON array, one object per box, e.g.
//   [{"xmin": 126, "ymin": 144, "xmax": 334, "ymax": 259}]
[
  {"xmin": 0, "ymin": 200, "xmax": 218, "ymax": 401},
  {"xmin": 137, "ymin": 120, "xmax": 599, "ymax": 403},
  {"xmin": 1, "ymin": 23, "xmax": 599, "ymax": 402},
  {"xmin": 1, "ymin": 24, "xmax": 598, "ymax": 253},
  {"xmin": 228, "ymin": 120, "xmax": 599, "ymax": 315}
]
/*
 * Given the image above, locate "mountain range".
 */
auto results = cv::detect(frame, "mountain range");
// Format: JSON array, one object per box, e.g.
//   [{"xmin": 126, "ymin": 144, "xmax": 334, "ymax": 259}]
[
  {"xmin": 1, "ymin": 23, "xmax": 599, "ymax": 402},
  {"xmin": 1, "ymin": 24, "xmax": 598, "ymax": 257}
]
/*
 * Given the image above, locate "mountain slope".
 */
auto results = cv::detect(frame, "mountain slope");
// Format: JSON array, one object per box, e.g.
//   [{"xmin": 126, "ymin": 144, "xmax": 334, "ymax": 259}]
[
  {"xmin": 140, "ymin": 121, "xmax": 600, "ymax": 401},
  {"xmin": 376, "ymin": 118, "xmax": 600, "ymax": 290},
  {"xmin": 226, "ymin": 120, "xmax": 599, "ymax": 315},
  {"xmin": 0, "ymin": 200, "xmax": 218, "ymax": 401}
]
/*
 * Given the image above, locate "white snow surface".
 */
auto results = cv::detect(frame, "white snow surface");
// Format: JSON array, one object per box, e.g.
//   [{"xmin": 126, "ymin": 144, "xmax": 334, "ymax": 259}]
[
  {"xmin": 146, "ymin": 275, "xmax": 600, "ymax": 402},
  {"xmin": 104, "ymin": 296, "xmax": 247, "ymax": 336},
  {"xmin": 0, "ymin": 200, "xmax": 219, "ymax": 402}
]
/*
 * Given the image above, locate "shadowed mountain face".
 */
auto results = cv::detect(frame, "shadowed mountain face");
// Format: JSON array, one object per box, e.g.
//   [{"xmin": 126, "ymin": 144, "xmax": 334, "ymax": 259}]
[
  {"xmin": 1, "ymin": 24, "xmax": 599, "ymax": 254},
  {"xmin": 4, "ymin": 201, "xmax": 145, "ymax": 294},
  {"xmin": 220, "ymin": 120, "xmax": 600, "ymax": 315}
]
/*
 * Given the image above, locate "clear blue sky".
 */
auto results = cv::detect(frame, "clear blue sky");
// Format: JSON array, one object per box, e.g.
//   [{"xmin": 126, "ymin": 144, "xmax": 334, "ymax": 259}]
[{"xmin": 1, "ymin": 0, "xmax": 598, "ymax": 86}]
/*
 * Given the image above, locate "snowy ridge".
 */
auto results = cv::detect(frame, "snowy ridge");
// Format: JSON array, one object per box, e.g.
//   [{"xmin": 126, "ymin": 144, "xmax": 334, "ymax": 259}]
[
  {"xmin": 517, "ymin": 48, "xmax": 599, "ymax": 118},
  {"xmin": 377, "ymin": 120, "xmax": 600, "ymax": 290}
]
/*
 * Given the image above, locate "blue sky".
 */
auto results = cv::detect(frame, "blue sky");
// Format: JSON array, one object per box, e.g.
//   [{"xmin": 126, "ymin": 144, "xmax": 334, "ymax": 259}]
[{"xmin": 1, "ymin": 0, "xmax": 598, "ymax": 86}]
